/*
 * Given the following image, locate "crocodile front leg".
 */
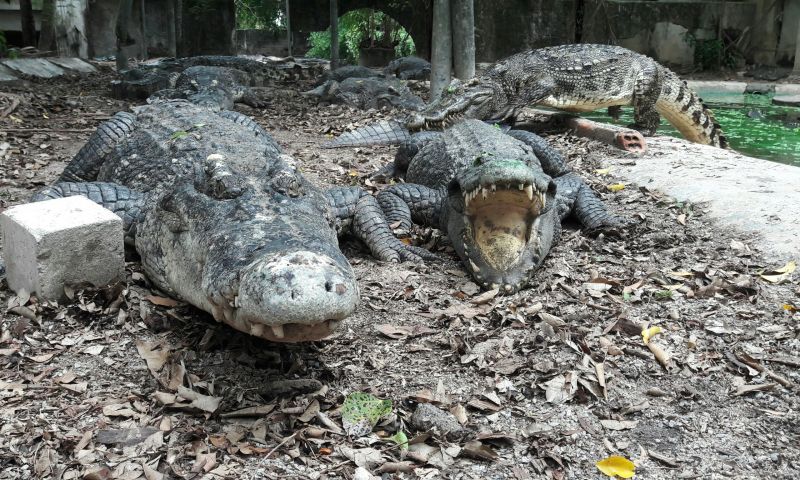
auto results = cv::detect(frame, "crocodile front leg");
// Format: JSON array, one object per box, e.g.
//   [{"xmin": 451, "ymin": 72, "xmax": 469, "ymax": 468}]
[
  {"xmin": 325, "ymin": 187, "xmax": 436, "ymax": 262},
  {"xmin": 31, "ymin": 182, "xmax": 145, "ymax": 246},
  {"xmin": 630, "ymin": 64, "xmax": 664, "ymax": 136},
  {"xmin": 376, "ymin": 184, "xmax": 445, "ymax": 231},
  {"xmin": 553, "ymin": 173, "xmax": 627, "ymax": 234}
]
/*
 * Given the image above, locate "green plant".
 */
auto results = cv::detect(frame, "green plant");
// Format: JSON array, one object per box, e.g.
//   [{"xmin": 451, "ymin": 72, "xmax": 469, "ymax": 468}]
[
  {"xmin": 684, "ymin": 32, "xmax": 742, "ymax": 71},
  {"xmin": 306, "ymin": 9, "xmax": 415, "ymax": 64},
  {"xmin": 235, "ymin": 0, "xmax": 284, "ymax": 33}
]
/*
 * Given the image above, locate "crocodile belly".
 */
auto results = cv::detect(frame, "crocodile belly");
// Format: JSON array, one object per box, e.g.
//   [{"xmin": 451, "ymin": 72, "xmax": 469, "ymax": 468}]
[{"xmin": 539, "ymin": 95, "xmax": 629, "ymax": 113}]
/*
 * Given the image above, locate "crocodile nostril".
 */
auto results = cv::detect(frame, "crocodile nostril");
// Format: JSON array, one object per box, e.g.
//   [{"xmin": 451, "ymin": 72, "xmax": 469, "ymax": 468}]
[{"xmin": 325, "ymin": 281, "xmax": 334, "ymax": 292}]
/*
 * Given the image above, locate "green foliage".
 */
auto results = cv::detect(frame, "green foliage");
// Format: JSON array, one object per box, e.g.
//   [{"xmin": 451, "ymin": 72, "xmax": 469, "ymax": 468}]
[
  {"xmin": 235, "ymin": 0, "xmax": 285, "ymax": 33},
  {"xmin": 306, "ymin": 9, "xmax": 415, "ymax": 64},
  {"xmin": 684, "ymin": 33, "xmax": 742, "ymax": 71}
]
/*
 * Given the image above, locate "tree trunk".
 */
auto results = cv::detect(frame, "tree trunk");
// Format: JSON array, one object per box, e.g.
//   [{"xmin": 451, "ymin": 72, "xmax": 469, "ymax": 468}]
[
  {"xmin": 116, "ymin": 0, "xmax": 135, "ymax": 71},
  {"xmin": 38, "ymin": 0, "xmax": 57, "ymax": 52},
  {"xmin": 167, "ymin": 0, "xmax": 177, "ymax": 56},
  {"xmin": 430, "ymin": 0, "xmax": 452, "ymax": 99},
  {"xmin": 20, "ymin": 0, "xmax": 37, "ymax": 47},
  {"xmin": 751, "ymin": 0, "xmax": 779, "ymax": 65},
  {"xmin": 794, "ymin": 20, "xmax": 800, "ymax": 73},
  {"xmin": 451, "ymin": 0, "xmax": 475, "ymax": 80},
  {"xmin": 285, "ymin": 0, "xmax": 292, "ymax": 56},
  {"xmin": 330, "ymin": 0, "xmax": 339, "ymax": 69},
  {"xmin": 140, "ymin": 0, "xmax": 148, "ymax": 59}
]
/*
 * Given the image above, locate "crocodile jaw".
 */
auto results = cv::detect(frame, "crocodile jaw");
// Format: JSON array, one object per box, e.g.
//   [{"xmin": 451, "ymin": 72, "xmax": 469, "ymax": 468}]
[
  {"xmin": 451, "ymin": 182, "xmax": 549, "ymax": 294},
  {"xmin": 230, "ymin": 251, "xmax": 359, "ymax": 342}
]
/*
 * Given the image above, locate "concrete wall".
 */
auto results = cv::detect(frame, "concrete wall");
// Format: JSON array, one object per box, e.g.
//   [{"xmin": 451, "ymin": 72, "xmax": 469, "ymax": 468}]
[
  {"xmin": 582, "ymin": 0, "xmax": 757, "ymax": 69},
  {"xmin": 0, "ymin": 0, "xmax": 42, "ymax": 43},
  {"xmin": 474, "ymin": 0, "xmax": 577, "ymax": 62}
]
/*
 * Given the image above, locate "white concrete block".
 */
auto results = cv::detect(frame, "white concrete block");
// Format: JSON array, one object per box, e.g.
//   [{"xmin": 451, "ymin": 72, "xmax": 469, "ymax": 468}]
[{"xmin": 0, "ymin": 196, "xmax": 124, "ymax": 301}]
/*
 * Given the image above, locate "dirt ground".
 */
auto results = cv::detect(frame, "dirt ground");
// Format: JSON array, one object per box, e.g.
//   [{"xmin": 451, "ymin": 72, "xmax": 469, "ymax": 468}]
[{"xmin": 1, "ymin": 66, "xmax": 798, "ymax": 480}]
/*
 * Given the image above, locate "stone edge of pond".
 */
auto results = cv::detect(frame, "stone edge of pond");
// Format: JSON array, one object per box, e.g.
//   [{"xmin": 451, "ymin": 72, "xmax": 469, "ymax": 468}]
[
  {"xmin": 608, "ymin": 136, "xmax": 800, "ymax": 263},
  {"xmin": 688, "ymin": 80, "xmax": 800, "ymax": 96}
]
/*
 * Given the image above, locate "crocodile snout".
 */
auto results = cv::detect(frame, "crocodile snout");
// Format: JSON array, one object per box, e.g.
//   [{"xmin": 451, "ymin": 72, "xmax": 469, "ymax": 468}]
[{"xmin": 234, "ymin": 250, "xmax": 359, "ymax": 342}]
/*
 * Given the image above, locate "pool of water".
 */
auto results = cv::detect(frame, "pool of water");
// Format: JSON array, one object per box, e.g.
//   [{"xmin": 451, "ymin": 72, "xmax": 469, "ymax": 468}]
[{"xmin": 582, "ymin": 92, "xmax": 800, "ymax": 166}]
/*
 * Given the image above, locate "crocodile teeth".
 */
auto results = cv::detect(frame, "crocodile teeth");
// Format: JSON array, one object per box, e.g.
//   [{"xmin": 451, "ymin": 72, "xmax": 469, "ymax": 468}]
[
  {"xmin": 524, "ymin": 185, "xmax": 534, "ymax": 201},
  {"xmin": 490, "ymin": 283, "xmax": 499, "ymax": 291},
  {"xmin": 504, "ymin": 284, "xmax": 514, "ymax": 293},
  {"xmin": 271, "ymin": 325, "xmax": 285, "ymax": 339},
  {"xmin": 250, "ymin": 323, "xmax": 264, "ymax": 337},
  {"xmin": 518, "ymin": 183, "xmax": 524, "ymax": 191},
  {"xmin": 490, "ymin": 183, "xmax": 496, "ymax": 192},
  {"xmin": 481, "ymin": 187, "xmax": 488, "ymax": 199},
  {"xmin": 541, "ymin": 192, "xmax": 546, "ymax": 207},
  {"xmin": 469, "ymin": 259, "xmax": 481, "ymax": 273}
]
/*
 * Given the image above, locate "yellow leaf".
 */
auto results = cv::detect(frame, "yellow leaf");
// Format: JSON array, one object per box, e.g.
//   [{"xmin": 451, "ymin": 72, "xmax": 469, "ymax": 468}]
[
  {"xmin": 596, "ymin": 455, "xmax": 636, "ymax": 478},
  {"xmin": 595, "ymin": 168, "xmax": 612, "ymax": 175},
  {"xmin": 642, "ymin": 326, "xmax": 663, "ymax": 345},
  {"xmin": 348, "ymin": 170, "xmax": 359, "ymax": 177},
  {"xmin": 607, "ymin": 183, "xmax": 625, "ymax": 192},
  {"xmin": 775, "ymin": 261, "xmax": 796, "ymax": 274},
  {"xmin": 784, "ymin": 304, "xmax": 797, "ymax": 312},
  {"xmin": 759, "ymin": 261, "xmax": 795, "ymax": 283}
]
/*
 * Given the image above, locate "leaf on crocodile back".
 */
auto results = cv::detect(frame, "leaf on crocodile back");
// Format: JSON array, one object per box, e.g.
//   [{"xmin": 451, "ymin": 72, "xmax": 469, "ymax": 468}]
[
  {"xmin": 341, "ymin": 392, "xmax": 393, "ymax": 437},
  {"xmin": 607, "ymin": 183, "xmax": 626, "ymax": 192}
]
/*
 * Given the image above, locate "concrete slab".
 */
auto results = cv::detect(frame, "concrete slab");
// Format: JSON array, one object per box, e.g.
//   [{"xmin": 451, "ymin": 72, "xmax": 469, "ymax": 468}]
[
  {"xmin": 610, "ymin": 137, "xmax": 800, "ymax": 262},
  {"xmin": 775, "ymin": 84, "xmax": 800, "ymax": 95},
  {"xmin": 47, "ymin": 57, "xmax": 97, "ymax": 73},
  {"xmin": 0, "ymin": 64, "xmax": 21, "ymax": 85},
  {"xmin": 687, "ymin": 81, "xmax": 747, "ymax": 95},
  {"xmin": 1, "ymin": 58, "xmax": 65, "ymax": 78},
  {"xmin": 773, "ymin": 95, "xmax": 800, "ymax": 107}
]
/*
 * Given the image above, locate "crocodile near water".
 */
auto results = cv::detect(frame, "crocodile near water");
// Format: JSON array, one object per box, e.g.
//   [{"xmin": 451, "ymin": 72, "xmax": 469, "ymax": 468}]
[
  {"xmin": 375, "ymin": 120, "xmax": 626, "ymax": 293},
  {"xmin": 30, "ymin": 101, "xmax": 430, "ymax": 342},
  {"xmin": 324, "ymin": 44, "xmax": 727, "ymax": 149}
]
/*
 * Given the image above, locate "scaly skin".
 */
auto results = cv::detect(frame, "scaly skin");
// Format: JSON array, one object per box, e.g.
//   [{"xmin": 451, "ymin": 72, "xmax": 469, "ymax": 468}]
[
  {"xmin": 33, "ymin": 101, "xmax": 429, "ymax": 342},
  {"xmin": 325, "ymin": 44, "xmax": 727, "ymax": 149},
  {"xmin": 410, "ymin": 44, "xmax": 727, "ymax": 147},
  {"xmin": 384, "ymin": 56, "xmax": 431, "ymax": 80},
  {"xmin": 149, "ymin": 66, "xmax": 268, "ymax": 111},
  {"xmin": 111, "ymin": 55, "xmax": 326, "ymax": 101},
  {"xmin": 304, "ymin": 76, "xmax": 424, "ymax": 111},
  {"xmin": 376, "ymin": 120, "xmax": 625, "ymax": 293}
]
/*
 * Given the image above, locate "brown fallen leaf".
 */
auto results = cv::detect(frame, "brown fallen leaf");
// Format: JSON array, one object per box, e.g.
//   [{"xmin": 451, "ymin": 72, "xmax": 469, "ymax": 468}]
[
  {"xmin": 471, "ymin": 288, "xmax": 499, "ymax": 305},
  {"xmin": 461, "ymin": 440, "xmax": 498, "ymax": 461},
  {"xmin": 599, "ymin": 419, "xmax": 638, "ymax": 431},
  {"xmin": 734, "ymin": 383, "xmax": 777, "ymax": 396},
  {"xmin": 221, "ymin": 404, "xmax": 276, "ymax": 418},
  {"xmin": 145, "ymin": 295, "xmax": 182, "ymax": 307}
]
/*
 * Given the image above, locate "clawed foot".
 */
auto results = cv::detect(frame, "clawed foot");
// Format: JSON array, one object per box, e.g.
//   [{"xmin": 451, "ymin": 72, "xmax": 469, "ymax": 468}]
[
  {"xmin": 586, "ymin": 217, "xmax": 635, "ymax": 237},
  {"xmin": 379, "ymin": 240, "xmax": 439, "ymax": 263}
]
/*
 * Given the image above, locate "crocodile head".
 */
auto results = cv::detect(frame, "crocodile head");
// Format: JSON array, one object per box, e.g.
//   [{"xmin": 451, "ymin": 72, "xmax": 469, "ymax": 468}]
[
  {"xmin": 444, "ymin": 155, "xmax": 557, "ymax": 294},
  {"xmin": 407, "ymin": 77, "xmax": 510, "ymax": 130},
  {"xmin": 138, "ymin": 155, "xmax": 359, "ymax": 342}
]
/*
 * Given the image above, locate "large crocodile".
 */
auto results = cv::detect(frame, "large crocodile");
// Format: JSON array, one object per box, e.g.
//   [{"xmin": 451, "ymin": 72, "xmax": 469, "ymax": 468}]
[
  {"xmin": 33, "ymin": 101, "xmax": 429, "ymax": 342},
  {"xmin": 324, "ymin": 44, "xmax": 727, "ymax": 149},
  {"xmin": 111, "ymin": 55, "xmax": 326, "ymax": 100},
  {"xmin": 375, "ymin": 120, "xmax": 625, "ymax": 293},
  {"xmin": 148, "ymin": 65, "xmax": 268, "ymax": 110},
  {"xmin": 303, "ymin": 76, "xmax": 424, "ymax": 111}
]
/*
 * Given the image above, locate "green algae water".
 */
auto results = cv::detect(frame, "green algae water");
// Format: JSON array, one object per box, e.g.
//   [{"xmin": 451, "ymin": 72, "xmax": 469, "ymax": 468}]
[{"xmin": 582, "ymin": 93, "xmax": 800, "ymax": 166}]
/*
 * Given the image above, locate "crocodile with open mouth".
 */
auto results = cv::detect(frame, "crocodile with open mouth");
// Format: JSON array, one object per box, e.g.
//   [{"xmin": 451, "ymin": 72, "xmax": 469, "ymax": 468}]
[
  {"xmin": 324, "ymin": 44, "xmax": 727, "ymax": 149},
  {"xmin": 375, "ymin": 120, "xmax": 625, "ymax": 293},
  {"xmin": 32, "ymin": 100, "xmax": 430, "ymax": 342}
]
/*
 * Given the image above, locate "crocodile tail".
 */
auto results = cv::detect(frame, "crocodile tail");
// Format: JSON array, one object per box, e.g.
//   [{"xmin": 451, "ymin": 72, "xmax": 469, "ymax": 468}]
[
  {"xmin": 655, "ymin": 69, "xmax": 728, "ymax": 148},
  {"xmin": 321, "ymin": 120, "xmax": 410, "ymax": 148}
]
